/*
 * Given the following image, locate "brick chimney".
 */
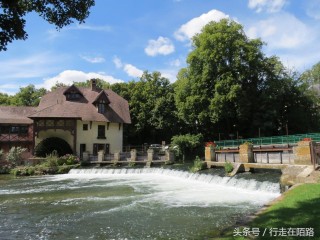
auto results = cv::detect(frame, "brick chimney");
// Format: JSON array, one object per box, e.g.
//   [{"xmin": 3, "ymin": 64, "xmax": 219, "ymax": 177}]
[{"xmin": 91, "ymin": 79, "xmax": 99, "ymax": 91}]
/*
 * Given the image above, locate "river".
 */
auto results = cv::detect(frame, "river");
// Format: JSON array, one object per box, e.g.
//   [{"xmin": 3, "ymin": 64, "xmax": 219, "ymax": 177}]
[{"xmin": 0, "ymin": 168, "xmax": 281, "ymax": 239}]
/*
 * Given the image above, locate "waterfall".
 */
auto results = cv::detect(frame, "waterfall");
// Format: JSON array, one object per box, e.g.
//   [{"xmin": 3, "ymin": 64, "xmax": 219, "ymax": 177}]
[{"xmin": 68, "ymin": 168, "xmax": 280, "ymax": 194}]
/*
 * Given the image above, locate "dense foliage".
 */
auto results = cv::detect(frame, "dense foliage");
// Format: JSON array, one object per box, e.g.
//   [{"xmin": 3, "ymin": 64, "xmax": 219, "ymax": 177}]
[
  {"xmin": 34, "ymin": 137, "xmax": 73, "ymax": 157},
  {"xmin": 175, "ymin": 19, "xmax": 320, "ymax": 139},
  {"xmin": 171, "ymin": 134, "xmax": 203, "ymax": 161},
  {"xmin": 6, "ymin": 146, "xmax": 27, "ymax": 166},
  {"xmin": 111, "ymin": 71, "xmax": 178, "ymax": 144},
  {"xmin": 0, "ymin": 0, "xmax": 95, "ymax": 51},
  {"xmin": 0, "ymin": 85, "xmax": 47, "ymax": 106}
]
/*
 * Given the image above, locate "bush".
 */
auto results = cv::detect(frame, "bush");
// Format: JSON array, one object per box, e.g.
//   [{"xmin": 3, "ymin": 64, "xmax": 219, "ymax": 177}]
[
  {"xmin": 58, "ymin": 154, "xmax": 79, "ymax": 165},
  {"xmin": 34, "ymin": 137, "xmax": 73, "ymax": 157},
  {"xmin": 190, "ymin": 156, "xmax": 206, "ymax": 173},
  {"xmin": 171, "ymin": 134, "xmax": 204, "ymax": 162},
  {"xmin": 44, "ymin": 152, "xmax": 59, "ymax": 168},
  {"xmin": 224, "ymin": 161, "xmax": 234, "ymax": 174},
  {"xmin": 6, "ymin": 147, "xmax": 27, "ymax": 166}
]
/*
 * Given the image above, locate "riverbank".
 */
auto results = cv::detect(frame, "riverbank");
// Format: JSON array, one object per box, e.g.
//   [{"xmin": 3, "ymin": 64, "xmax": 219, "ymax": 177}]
[{"xmin": 214, "ymin": 181, "xmax": 320, "ymax": 239}]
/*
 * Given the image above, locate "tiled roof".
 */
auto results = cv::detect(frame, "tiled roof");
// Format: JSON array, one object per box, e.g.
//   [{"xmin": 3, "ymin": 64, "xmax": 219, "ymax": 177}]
[
  {"xmin": 0, "ymin": 106, "xmax": 37, "ymax": 124},
  {"xmin": 28, "ymin": 86, "xmax": 131, "ymax": 123}
]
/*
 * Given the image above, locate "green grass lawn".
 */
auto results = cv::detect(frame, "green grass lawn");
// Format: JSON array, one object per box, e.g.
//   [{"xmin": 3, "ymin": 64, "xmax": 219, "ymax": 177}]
[{"xmin": 216, "ymin": 183, "xmax": 320, "ymax": 239}]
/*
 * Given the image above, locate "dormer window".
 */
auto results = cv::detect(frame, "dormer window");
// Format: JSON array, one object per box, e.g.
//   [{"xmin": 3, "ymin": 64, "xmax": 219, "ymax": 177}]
[
  {"xmin": 63, "ymin": 85, "xmax": 83, "ymax": 101},
  {"xmin": 66, "ymin": 91, "xmax": 81, "ymax": 100},
  {"xmin": 98, "ymin": 101, "xmax": 106, "ymax": 113},
  {"xmin": 93, "ymin": 91, "xmax": 110, "ymax": 114}
]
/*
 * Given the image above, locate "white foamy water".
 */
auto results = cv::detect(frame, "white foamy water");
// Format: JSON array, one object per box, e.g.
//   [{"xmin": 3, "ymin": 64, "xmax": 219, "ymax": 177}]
[
  {"xmin": 59, "ymin": 168, "xmax": 280, "ymax": 207},
  {"xmin": 0, "ymin": 168, "xmax": 282, "ymax": 239}
]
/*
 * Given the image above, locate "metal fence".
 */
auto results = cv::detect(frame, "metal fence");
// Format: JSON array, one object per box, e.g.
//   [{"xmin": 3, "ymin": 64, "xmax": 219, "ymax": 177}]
[{"xmin": 214, "ymin": 133, "xmax": 320, "ymax": 147}]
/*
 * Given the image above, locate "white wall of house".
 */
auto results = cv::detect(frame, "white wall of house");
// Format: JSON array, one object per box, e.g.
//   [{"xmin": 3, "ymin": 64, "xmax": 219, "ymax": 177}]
[
  {"xmin": 76, "ymin": 120, "xmax": 123, "ymax": 154},
  {"xmin": 35, "ymin": 129, "xmax": 74, "ymax": 151}
]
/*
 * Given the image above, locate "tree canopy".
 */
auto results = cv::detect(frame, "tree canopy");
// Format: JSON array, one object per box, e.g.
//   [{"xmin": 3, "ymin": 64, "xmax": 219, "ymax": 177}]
[
  {"xmin": 111, "ymin": 71, "xmax": 178, "ymax": 144},
  {"xmin": 174, "ymin": 19, "xmax": 320, "ymax": 139},
  {"xmin": 0, "ymin": 84, "xmax": 47, "ymax": 106},
  {"xmin": 0, "ymin": 0, "xmax": 95, "ymax": 51}
]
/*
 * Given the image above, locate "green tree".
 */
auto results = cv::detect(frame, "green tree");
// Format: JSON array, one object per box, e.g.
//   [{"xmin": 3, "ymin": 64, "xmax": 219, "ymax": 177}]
[
  {"xmin": 10, "ymin": 84, "xmax": 47, "ymax": 106},
  {"xmin": 75, "ymin": 78, "xmax": 111, "ymax": 89},
  {"xmin": 112, "ymin": 71, "xmax": 178, "ymax": 144},
  {"xmin": 174, "ymin": 19, "xmax": 319, "ymax": 139},
  {"xmin": 0, "ymin": 92, "xmax": 12, "ymax": 105},
  {"xmin": 0, "ymin": 0, "xmax": 95, "ymax": 51},
  {"xmin": 300, "ymin": 62, "xmax": 320, "ymax": 87},
  {"xmin": 171, "ymin": 134, "xmax": 203, "ymax": 162}
]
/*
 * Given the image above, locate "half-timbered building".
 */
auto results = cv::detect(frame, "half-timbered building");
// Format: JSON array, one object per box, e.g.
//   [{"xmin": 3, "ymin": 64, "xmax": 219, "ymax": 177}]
[{"xmin": 0, "ymin": 80, "xmax": 131, "ymax": 158}]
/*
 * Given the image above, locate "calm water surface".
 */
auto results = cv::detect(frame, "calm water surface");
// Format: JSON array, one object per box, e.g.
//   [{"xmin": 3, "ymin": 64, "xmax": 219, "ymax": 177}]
[{"xmin": 0, "ymin": 168, "xmax": 281, "ymax": 240}]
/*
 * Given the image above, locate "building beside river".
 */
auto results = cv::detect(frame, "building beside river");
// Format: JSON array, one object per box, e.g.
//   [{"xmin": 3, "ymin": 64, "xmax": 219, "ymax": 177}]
[{"xmin": 0, "ymin": 79, "xmax": 131, "ymax": 158}]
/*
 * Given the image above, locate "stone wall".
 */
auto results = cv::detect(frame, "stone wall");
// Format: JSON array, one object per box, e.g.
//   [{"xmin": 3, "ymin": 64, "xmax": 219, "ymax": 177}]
[{"xmin": 293, "ymin": 141, "xmax": 313, "ymax": 165}]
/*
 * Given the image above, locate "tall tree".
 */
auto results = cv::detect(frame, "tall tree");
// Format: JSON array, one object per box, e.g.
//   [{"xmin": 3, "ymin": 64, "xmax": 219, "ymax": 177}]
[
  {"xmin": 175, "ymin": 19, "xmax": 319, "ymax": 140},
  {"xmin": 0, "ymin": 92, "xmax": 11, "ymax": 105},
  {"xmin": 10, "ymin": 84, "xmax": 47, "ymax": 106},
  {"xmin": 0, "ymin": 0, "xmax": 95, "ymax": 51},
  {"xmin": 112, "ymin": 71, "xmax": 178, "ymax": 144}
]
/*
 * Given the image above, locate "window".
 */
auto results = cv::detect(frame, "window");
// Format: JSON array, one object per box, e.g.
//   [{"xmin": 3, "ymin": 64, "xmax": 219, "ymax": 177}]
[
  {"xmin": 83, "ymin": 124, "xmax": 88, "ymax": 131},
  {"xmin": 20, "ymin": 126, "xmax": 28, "ymax": 135},
  {"xmin": 98, "ymin": 103, "xmax": 106, "ymax": 114},
  {"xmin": 97, "ymin": 125, "xmax": 106, "ymax": 139},
  {"xmin": 0, "ymin": 126, "xmax": 10, "ymax": 134},
  {"xmin": 66, "ymin": 92, "xmax": 81, "ymax": 100},
  {"xmin": 10, "ymin": 126, "xmax": 19, "ymax": 134}
]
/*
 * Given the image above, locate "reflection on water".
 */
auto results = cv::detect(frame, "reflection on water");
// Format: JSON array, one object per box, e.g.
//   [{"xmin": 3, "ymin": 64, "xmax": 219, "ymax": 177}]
[{"xmin": 0, "ymin": 168, "xmax": 281, "ymax": 239}]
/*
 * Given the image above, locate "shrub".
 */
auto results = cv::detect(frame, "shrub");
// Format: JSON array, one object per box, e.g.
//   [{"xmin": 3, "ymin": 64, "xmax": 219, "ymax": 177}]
[
  {"xmin": 0, "ymin": 149, "xmax": 3, "ymax": 160},
  {"xmin": 224, "ymin": 161, "xmax": 234, "ymax": 174},
  {"xmin": 171, "ymin": 134, "xmax": 204, "ymax": 162},
  {"xmin": 58, "ymin": 154, "xmax": 79, "ymax": 165},
  {"xmin": 34, "ymin": 137, "xmax": 73, "ymax": 157},
  {"xmin": 44, "ymin": 152, "xmax": 59, "ymax": 168},
  {"xmin": 6, "ymin": 147, "xmax": 27, "ymax": 166},
  {"xmin": 0, "ymin": 164, "xmax": 11, "ymax": 174},
  {"xmin": 190, "ymin": 156, "xmax": 206, "ymax": 173}
]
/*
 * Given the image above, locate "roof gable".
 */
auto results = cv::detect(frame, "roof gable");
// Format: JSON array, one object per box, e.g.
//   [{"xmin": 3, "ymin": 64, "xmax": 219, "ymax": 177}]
[
  {"xmin": 92, "ymin": 90, "xmax": 110, "ymax": 105},
  {"xmin": 31, "ymin": 85, "xmax": 131, "ymax": 124},
  {"xmin": 63, "ymin": 85, "xmax": 83, "ymax": 101}
]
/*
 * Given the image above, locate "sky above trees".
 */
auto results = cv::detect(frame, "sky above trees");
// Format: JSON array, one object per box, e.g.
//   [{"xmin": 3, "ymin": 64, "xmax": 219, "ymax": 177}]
[{"xmin": 1, "ymin": 0, "xmax": 320, "ymax": 95}]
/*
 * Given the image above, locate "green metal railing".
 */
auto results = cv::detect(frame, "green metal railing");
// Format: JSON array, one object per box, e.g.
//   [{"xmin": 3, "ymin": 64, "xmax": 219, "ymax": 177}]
[{"xmin": 214, "ymin": 133, "xmax": 320, "ymax": 147}]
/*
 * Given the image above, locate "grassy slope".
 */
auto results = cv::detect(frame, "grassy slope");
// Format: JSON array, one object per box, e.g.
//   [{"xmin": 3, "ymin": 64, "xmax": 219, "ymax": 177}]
[{"xmin": 217, "ymin": 183, "xmax": 320, "ymax": 239}]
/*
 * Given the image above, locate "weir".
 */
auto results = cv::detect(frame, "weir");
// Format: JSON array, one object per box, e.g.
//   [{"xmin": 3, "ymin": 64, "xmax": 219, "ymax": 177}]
[{"xmin": 68, "ymin": 168, "xmax": 281, "ymax": 194}]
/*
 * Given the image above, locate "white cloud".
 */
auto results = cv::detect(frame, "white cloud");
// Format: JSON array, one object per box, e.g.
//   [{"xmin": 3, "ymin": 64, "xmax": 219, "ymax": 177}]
[
  {"xmin": 170, "ymin": 59, "xmax": 182, "ymax": 67},
  {"xmin": 123, "ymin": 64, "xmax": 144, "ymax": 78},
  {"xmin": 306, "ymin": 0, "xmax": 320, "ymax": 20},
  {"xmin": 70, "ymin": 24, "xmax": 112, "ymax": 32},
  {"xmin": 160, "ymin": 70, "xmax": 178, "ymax": 83},
  {"xmin": 0, "ymin": 52, "xmax": 63, "ymax": 80},
  {"xmin": 174, "ymin": 9, "xmax": 229, "ymax": 41},
  {"xmin": 248, "ymin": 0, "xmax": 287, "ymax": 13},
  {"xmin": 113, "ymin": 56, "xmax": 143, "ymax": 78},
  {"xmin": 246, "ymin": 13, "xmax": 313, "ymax": 49},
  {"xmin": 113, "ymin": 56, "xmax": 123, "ymax": 69},
  {"xmin": 80, "ymin": 55, "xmax": 105, "ymax": 63},
  {"xmin": 38, "ymin": 70, "xmax": 124, "ymax": 90},
  {"xmin": 145, "ymin": 37, "xmax": 175, "ymax": 56}
]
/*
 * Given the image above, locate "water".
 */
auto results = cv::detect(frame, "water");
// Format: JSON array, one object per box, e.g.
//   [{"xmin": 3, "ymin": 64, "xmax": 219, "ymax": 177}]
[{"xmin": 0, "ymin": 168, "xmax": 281, "ymax": 239}]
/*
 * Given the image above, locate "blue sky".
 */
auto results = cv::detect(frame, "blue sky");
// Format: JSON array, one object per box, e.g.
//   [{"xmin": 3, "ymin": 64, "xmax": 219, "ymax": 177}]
[{"xmin": 1, "ymin": 0, "xmax": 320, "ymax": 95}]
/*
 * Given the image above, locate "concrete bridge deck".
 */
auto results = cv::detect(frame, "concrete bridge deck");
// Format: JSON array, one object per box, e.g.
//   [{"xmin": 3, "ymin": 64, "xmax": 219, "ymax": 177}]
[{"xmin": 206, "ymin": 161, "xmax": 289, "ymax": 170}]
